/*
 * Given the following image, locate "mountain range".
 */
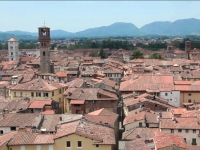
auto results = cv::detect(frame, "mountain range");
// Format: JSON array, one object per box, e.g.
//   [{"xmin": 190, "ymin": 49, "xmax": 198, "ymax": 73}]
[{"xmin": 1, "ymin": 18, "xmax": 200, "ymax": 40}]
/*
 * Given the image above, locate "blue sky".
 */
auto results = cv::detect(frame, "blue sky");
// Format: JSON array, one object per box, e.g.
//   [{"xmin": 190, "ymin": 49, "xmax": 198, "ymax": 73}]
[{"xmin": 0, "ymin": 1, "xmax": 200, "ymax": 33}]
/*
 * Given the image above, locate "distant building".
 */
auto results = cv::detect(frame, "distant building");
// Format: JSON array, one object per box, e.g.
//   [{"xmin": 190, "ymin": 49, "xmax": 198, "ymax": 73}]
[{"xmin": 8, "ymin": 37, "xmax": 19, "ymax": 61}]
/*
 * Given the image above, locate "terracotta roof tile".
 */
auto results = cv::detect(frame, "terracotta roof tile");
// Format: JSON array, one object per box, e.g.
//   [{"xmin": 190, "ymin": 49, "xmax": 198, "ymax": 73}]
[
  {"xmin": 160, "ymin": 117, "xmax": 200, "ymax": 129},
  {"xmin": 29, "ymin": 100, "xmax": 52, "ymax": 109},
  {"xmin": 153, "ymin": 134, "xmax": 187, "ymax": 149},
  {"xmin": 10, "ymin": 78, "xmax": 66, "ymax": 91}
]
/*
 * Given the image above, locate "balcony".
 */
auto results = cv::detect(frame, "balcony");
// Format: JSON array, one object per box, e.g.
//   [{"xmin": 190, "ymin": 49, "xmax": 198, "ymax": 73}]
[{"xmin": 192, "ymin": 143, "xmax": 197, "ymax": 145}]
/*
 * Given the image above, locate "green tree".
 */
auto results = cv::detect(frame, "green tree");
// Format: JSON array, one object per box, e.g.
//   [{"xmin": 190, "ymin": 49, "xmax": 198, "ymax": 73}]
[
  {"xmin": 3, "ymin": 43, "xmax": 8, "ymax": 50},
  {"xmin": 131, "ymin": 50, "xmax": 144, "ymax": 59},
  {"xmin": 89, "ymin": 51, "xmax": 98, "ymax": 57},
  {"xmin": 0, "ymin": 43, "xmax": 3, "ymax": 50},
  {"xmin": 99, "ymin": 48, "xmax": 106, "ymax": 59},
  {"xmin": 149, "ymin": 53, "xmax": 163, "ymax": 59}
]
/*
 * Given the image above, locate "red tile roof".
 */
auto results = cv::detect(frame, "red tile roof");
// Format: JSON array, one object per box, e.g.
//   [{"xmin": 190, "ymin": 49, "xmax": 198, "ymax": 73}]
[
  {"xmin": 0, "ymin": 131, "xmax": 17, "ymax": 148},
  {"xmin": 123, "ymin": 111, "xmax": 146, "ymax": 125},
  {"xmin": 56, "ymin": 71, "xmax": 67, "ymax": 77},
  {"xmin": 153, "ymin": 134, "xmax": 187, "ymax": 149},
  {"xmin": 41, "ymin": 110, "xmax": 55, "ymax": 114},
  {"xmin": 160, "ymin": 117, "xmax": 200, "ymax": 129},
  {"xmin": 120, "ymin": 75, "xmax": 174, "ymax": 92},
  {"xmin": 29, "ymin": 100, "xmax": 52, "ymax": 109},
  {"xmin": 70, "ymin": 100, "xmax": 85, "ymax": 104}
]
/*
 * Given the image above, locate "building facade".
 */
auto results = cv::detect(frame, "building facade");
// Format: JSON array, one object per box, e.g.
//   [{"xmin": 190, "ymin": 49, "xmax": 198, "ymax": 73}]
[{"xmin": 8, "ymin": 37, "xmax": 19, "ymax": 61}]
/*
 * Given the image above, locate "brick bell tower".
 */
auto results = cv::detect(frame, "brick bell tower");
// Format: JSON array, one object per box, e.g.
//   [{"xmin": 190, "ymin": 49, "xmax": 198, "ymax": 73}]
[{"xmin": 38, "ymin": 26, "xmax": 51, "ymax": 73}]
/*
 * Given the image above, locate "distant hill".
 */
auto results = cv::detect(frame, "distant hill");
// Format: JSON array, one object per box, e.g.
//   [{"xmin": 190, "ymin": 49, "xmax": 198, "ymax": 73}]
[
  {"xmin": 140, "ymin": 18, "xmax": 200, "ymax": 35},
  {"xmin": 1, "ymin": 18, "xmax": 200, "ymax": 39},
  {"xmin": 75, "ymin": 22, "xmax": 141, "ymax": 37},
  {"xmin": 140, "ymin": 21, "xmax": 172, "ymax": 35}
]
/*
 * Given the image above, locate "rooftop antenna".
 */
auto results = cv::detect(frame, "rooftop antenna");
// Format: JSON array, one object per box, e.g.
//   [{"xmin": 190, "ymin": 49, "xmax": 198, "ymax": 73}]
[{"xmin": 43, "ymin": 20, "xmax": 46, "ymax": 26}]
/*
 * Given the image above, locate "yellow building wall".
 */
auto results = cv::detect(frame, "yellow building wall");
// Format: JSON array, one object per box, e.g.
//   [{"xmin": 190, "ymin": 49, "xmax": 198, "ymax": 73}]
[
  {"xmin": 7, "ymin": 134, "xmax": 114, "ymax": 150},
  {"xmin": 1, "ymin": 145, "xmax": 8, "ymax": 150},
  {"xmin": 64, "ymin": 97, "xmax": 71, "ymax": 113},
  {"xmin": 9, "ymin": 87, "xmax": 65, "ymax": 112},
  {"xmin": 54, "ymin": 134, "xmax": 113, "ymax": 150},
  {"xmin": 8, "ymin": 145, "xmax": 50, "ymax": 150},
  {"xmin": 180, "ymin": 92, "xmax": 200, "ymax": 107}
]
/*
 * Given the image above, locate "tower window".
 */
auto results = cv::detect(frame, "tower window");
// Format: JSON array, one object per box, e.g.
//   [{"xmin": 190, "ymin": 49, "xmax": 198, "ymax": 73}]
[{"xmin": 43, "ymin": 51, "xmax": 45, "ymax": 56}]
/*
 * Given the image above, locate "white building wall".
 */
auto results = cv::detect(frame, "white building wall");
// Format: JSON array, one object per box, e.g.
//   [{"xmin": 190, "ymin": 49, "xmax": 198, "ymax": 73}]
[
  {"xmin": 0, "ymin": 127, "xmax": 18, "ymax": 134},
  {"xmin": 124, "ymin": 120, "xmax": 145, "ymax": 131},
  {"xmin": 8, "ymin": 40, "xmax": 19, "ymax": 61},
  {"xmin": 161, "ymin": 128, "xmax": 200, "ymax": 146},
  {"xmin": 160, "ymin": 91, "xmax": 180, "ymax": 107}
]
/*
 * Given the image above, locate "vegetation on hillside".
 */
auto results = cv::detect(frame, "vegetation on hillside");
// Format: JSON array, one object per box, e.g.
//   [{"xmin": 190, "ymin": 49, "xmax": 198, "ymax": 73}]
[{"xmin": 130, "ymin": 50, "xmax": 144, "ymax": 59}]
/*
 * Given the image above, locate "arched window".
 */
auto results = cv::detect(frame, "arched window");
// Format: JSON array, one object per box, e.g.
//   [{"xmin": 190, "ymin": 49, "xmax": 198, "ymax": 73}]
[{"xmin": 43, "ymin": 51, "xmax": 45, "ymax": 56}]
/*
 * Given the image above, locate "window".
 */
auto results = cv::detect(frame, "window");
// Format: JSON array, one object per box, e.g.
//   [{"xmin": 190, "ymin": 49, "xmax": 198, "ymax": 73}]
[
  {"xmin": 59, "ymin": 89, "xmax": 62, "ymax": 94},
  {"xmin": 184, "ymin": 138, "xmax": 186, "ymax": 142},
  {"xmin": 59, "ymin": 98, "xmax": 61, "ymax": 103},
  {"xmin": 36, "ymin": 92, "xmax": 41, "ymax": 97},
  {"xmin": 0, "ymin": 130, "xmax": 3, "ymax": 134},
  {"xmin": 185, "ymin": 129, "xmax": 189, "ymax": 133},
  {"xmin": 171, "ymin": 129, "xmax": 174, "ymax": 133},
  {"xmin": 43, "ymin": 93, "xmax": 49, "ymax": 97},
  {"xmin": 188, "ymin": 94, "xmax": 191, "ymax": 96},
  {"xmin": 10, "ymin": 127, "xmax": 16, "ymax": 131},
  {"xmin": 170, "ymin": 99, "xmax": 172, "ymax": 101},
  {"xmin": 37, "ymin": 145, "xmax": 41, "ymax": 150},
  {"xmin": 96, "ymin": 144, "xmax": 99, "ymax": 147},
  {"xmin": 178, "ymin": 129, "xmax": 182, "ymax": 133},
  {"xmin": 52, "ymin": 91, "xmax": 54, "ymax": 96},
  {"xmin": 20, "ymin": 92, "xmax": 23, "ymax": 97},
  {"xmin": 66, "ymin": 141, "xmax": 70, "ymax": 147},
  {"xmin": 43, "ymin": 51, "xmax": 45, "ymax": 56},
  {"xmin": 31, "ymin": 92, "xmax": 34, "ymax": 97},
  {"xmin": 165, "ymin": 93, "xmax": 168, "ymax": 96},
  {"xmin": 192, "ymin": 138, "xmax": 197, "ymax": 145},
  {"xmin": 78, "ymin": 141, "xmax": 82, "ymax": 147},
  {"xmin": 10, "ymin": 46, "xmax": 13, "ymax": 50},
  {"xmin": 188, "ymin": 99, "xmax": 191, "ymax": 103},
  {"xmin": 11, "ymin": 52, "xmax": 13, "ymax": 55},
  {"xmin": 139, "ymin": 122, "xmax": 142, "ymax": 127},
  {"xmin": 14, "ymin": 92, "xmax": 16, "ymax": 97},
  {"xmin": 193, "ymin": 129, "xmax": 196, "ymax": 133}
]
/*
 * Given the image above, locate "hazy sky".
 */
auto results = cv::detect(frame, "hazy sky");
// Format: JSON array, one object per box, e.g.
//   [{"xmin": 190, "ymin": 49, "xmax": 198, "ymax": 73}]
[{"xmin": 0, "ymin": 1, "xmax": 200, "ymax": 33}]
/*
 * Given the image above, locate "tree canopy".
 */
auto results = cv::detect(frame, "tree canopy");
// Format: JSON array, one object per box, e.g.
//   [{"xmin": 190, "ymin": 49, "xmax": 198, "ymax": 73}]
[
  {"xmin": 99, "ymin": 48, "xmax": 106, "ymax": 58},
  {"xmin": 131, "ymin": 50, "xmax": 144, "ymax": 59},
  {"xmin": 149, "ymin": 53, "xmax": 163, "ymax": 59}
]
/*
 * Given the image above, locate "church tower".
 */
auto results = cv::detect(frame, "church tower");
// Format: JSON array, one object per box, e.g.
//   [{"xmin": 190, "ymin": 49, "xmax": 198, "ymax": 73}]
[
  {"xmin": 8, "ymin": 37, "xmax": 19, "ymax": 61},
  {"xmin": 38, "ymin": 26, "xmax": 51, "ymax": 73}
]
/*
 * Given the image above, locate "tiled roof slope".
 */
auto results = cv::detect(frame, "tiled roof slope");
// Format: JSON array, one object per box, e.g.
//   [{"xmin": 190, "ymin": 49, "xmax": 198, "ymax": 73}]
[
  {"xmin": 153, "ymin": 134, "xmax": 187, "ymax": 149},
  {"xmin": 160, "ymin": 117, "xmax": 200, "ymax": 129},
  {"xmin": 0, "ymin": 113, "xmax": 38, "ymax": 127},
  {"xmin": 10, "ymin": 78, "xmax": 66, "ymax": 91},
  {"xmin": 120, "ymin": 75, "xmax": 174, "ymax": 92}
]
